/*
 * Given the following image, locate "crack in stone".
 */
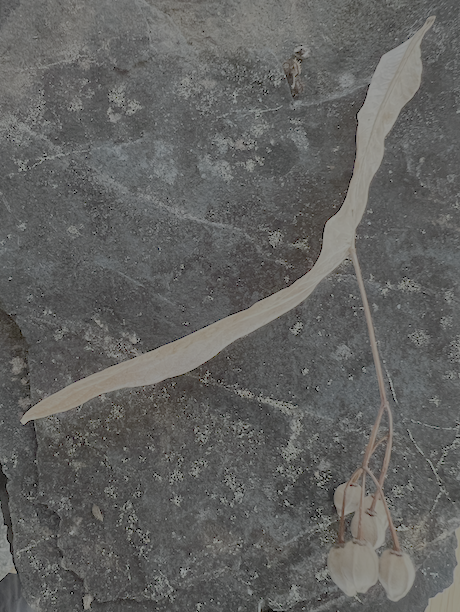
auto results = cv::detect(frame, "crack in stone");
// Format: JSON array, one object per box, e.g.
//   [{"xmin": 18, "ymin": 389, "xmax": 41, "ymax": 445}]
[
  {"xmin": 382, "ymin": 361, "xmax": 457, "ymax": 510},
  {"xmin": 435, "ymin": 434, "xmax": 460, "ymax": 471},
  {"xmin": 409, "ymin": 419, "xmax": 460, "ymax": 431},
  {"xmin": 292, "ymin": 81, "xmax": 369, "ymax": 109},
  {"xmin": 84, "ymin": 167, "xmax": 277, "ymax": 260},
  {"xmin": 405, "ymin": 428, "xmax": 453, "ymax": 516},
  {"xmin": 406, "ymin": 428, "xmax": 445, "ymax": 490},
  {"xmin": 187, "ymin": 370, "xmax": 331, "ymax": 421},
  {"xmin": 14, "ymin": 533, "xmax": 56, "ymax": 557}
]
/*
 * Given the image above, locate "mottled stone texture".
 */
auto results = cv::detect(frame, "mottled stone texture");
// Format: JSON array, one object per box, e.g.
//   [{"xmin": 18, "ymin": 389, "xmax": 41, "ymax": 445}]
[{"xmin": 0, "ymin": 1, "xmax": 459, "ymax": 611}]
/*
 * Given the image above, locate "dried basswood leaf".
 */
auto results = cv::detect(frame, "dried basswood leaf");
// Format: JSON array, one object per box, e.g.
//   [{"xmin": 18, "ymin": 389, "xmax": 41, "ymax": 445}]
[
  {"xmin": 327, "ymin": 544, "xmax": 357, "ymax": 597},
  {"xmin": 379, "ymin": 549, "xmax": 416, "ymax": 602},
  {"xmin": 333, "ymin": 482, "xmax": 362, "ymax": 516},
  {"xmin": 20, "ymin": 17, "xmax": 435, "ymax": 425},
  {"xmin": 350, "ymin": 508, "xmax": 386, "ymax": 549}
]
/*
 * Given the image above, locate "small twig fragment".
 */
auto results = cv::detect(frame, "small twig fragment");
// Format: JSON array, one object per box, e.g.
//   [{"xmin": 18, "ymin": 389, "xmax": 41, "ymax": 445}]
[{"xmin": 91, "ymin": 504, "xmax": 104, "ymax": 522}]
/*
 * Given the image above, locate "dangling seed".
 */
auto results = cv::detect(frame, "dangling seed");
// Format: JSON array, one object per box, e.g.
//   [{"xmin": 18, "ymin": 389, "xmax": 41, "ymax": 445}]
[
  {"xmin": 328, "ymin": 540, "xmax": 379, "ymax": 596},
  {"xmin": 327, "ymin": 544, "xmax": 357, "ymax": 597},
  {"xmin": 350, "ymin": 508, "xmax": 386, "ymax": 549},
  {"xmin": 333, "ymin": 482, "xmax": 362, "ymax": 516},
  {"xmin": 364, "ymin": 494, "xmax": 389, "ymax": 529},
  {"xmin": 379, "ymin": 549, "xmax": 416, "ymax": 602},
  {"xmin": 344, "ymin": 539, "xmax": 379, "ymax": 594}
]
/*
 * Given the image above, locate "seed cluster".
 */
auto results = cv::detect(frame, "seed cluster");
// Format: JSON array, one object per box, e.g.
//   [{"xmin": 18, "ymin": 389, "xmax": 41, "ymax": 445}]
[
  {"xmin": 328, "ymin": 484, "xmax": 415, "ymax": 601},
  {"xmin": 326, "ymin": 246, "xmax": 416, "ymax": 602}
]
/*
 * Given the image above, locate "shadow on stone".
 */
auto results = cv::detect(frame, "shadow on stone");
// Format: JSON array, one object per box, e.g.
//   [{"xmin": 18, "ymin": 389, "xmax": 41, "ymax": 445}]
[{"xmin": 0, "ymin": 573, "xmax": 37, "ymax": 612}]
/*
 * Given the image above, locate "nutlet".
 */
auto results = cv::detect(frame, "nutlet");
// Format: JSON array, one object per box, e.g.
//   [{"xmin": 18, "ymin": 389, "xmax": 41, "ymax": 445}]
[
  {"xmin": 379, "ymin": 549, "xmax": 416, "ymax": 602},
  {"xmin": 327, "ymin": 544, "xmax": 357, "ymax": 597},
  {"xmin": 350, "ymin": 507, "xmax": 386, "ymax": 549},
  {"xmin": 328, "ymin": 539, "xmax": 379, "ymax": 596},
  {"xmin": 333, "ymin": 482, "xmax": 362, "ymax": 516}
]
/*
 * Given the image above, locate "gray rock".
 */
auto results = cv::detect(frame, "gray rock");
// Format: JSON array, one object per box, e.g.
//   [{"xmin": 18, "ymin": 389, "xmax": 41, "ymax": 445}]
[{"xmin": 0, "ymin": 1, "xmax": 459, "ymax": 611}]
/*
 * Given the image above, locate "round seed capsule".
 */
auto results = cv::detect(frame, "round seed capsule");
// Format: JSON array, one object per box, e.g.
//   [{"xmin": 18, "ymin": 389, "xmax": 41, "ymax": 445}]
[
  {"xmin": 328, "ymin": 540, "xmax": 379, "ymax": 596},
  {"xmin": 345, "ymin": 539, "xmax": 379, "ymax": 594},
  {"xmin": 328, "ymin": 544, "xmax": 357, "ymax": 597},
  {"xmin": 333, "ymin": 482, "xmax": 362, "ymax": 516},
  {"xmin": 350, "ymin": 508, "xmax": 386, "ymax": 549},
  {"xmin": 379, "ymin": 549, "xmax": 416, "ymax": 602}
]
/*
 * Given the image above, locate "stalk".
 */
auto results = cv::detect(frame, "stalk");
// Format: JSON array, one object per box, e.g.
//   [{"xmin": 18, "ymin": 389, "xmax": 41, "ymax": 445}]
[
  {"xmin": 336, "ymin": 246, "xmax": 397, "ymax": 547},
  {"xmin": 370, "ymin": 402, "xmax": 393, "ymax": 513},
  {"xmin": 356, "ymin": 471, "xmax": 366, "ymax": 542},
  {"xmin": 349, "ymin": 245, "xmax": 393, "ymax": 495},
  {"xmin": 363, "ymin": 467, "xmax": 401, "ymax": 552}
]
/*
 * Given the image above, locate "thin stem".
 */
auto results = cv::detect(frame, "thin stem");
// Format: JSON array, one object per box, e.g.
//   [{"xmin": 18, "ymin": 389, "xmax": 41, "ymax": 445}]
[
  {"xmin": 372, "ymin": 434, "xmax": 389, "ymax": 454},
  {"xmin": 349, "ymin": 245, "xmax": 393, "ymax": 482},
  {"xmin": 357, "ymin": 471, "xmax": 366, "ymax": 541},
  {"xmin": 380, "ymin": 402, "xmax": 394, "ymax": 480},
  {"xmin": 349, "ymin": 245, "xmax": 386, "ymax": 404},
  {"xmin": 336, "ymin": 247, "xmax": 399, "ymax": 550},
  {"xmin": 370, "ymin": 403, "xmax": 393, "ymax": 512},
  {"xmin": 363, "ymin": 466, "xmax": 401, "ymax": 552}
]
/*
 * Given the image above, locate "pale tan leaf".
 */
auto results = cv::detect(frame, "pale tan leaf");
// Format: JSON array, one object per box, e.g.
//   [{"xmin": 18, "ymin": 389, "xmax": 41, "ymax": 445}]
[{"xmin": 21, "ymin": 18, "xmax": 434, "ymax": 424}]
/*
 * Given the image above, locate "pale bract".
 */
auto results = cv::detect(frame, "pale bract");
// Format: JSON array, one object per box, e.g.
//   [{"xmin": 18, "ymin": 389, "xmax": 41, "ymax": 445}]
[
  {"xmin": 379, "ymin": 549, "xmax": 416, "ymax": 602},
  {"xmin": 20, "ymin": 17, "xmax": 435, "ymax": 424},
  {"xmin": 350, "ymin": 508, "xmax": 387, "ymax": 549},
  {"xmin": 333, "ymin": 482, "xmax": 362, "ymax": 516}
]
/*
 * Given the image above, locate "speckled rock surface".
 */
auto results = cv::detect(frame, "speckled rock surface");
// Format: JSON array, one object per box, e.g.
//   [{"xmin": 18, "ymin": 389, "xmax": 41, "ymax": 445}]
[{"xmin": 0, "ymin": 1, "xmax": 459, "ymax": 611}]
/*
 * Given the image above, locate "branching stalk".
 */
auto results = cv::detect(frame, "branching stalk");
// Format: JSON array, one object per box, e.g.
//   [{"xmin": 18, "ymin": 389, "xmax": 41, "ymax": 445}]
[
  {"xmin": 371, "ymin": 403, "xmax": 393, "ymax": 513},
  {"xmin": 372, "ymin": 434, "xmax": 389, "ymax": 454},
  {"xmin": 337, "ymin": 433, "xmax": 390, "ymax": 544},
  {"xmin": 349, "ymin": 245, "xmax": 393, "ymax": 492},
  {"xmin": 363, "ymin": 467, "xmax": 401, "ymax": 552}
]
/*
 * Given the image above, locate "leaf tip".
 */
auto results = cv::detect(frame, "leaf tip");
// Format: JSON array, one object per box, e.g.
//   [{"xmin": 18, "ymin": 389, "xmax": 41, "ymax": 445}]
[{"xmin": 20, "ymin": 407, "xmax": 36, "ymax": 425}]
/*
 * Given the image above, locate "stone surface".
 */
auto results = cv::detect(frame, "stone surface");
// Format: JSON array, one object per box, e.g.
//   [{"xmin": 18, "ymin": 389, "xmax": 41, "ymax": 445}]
[{"xmin": 0, "ymin": 1, "xmax": 459, "ymax": 611}]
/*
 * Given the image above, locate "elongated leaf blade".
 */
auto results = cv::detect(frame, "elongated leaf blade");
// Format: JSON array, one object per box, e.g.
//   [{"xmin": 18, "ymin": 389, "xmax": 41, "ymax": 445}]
[{"xmin": 21, "ymin": 18, "xmax": 434, "ymax": 424}]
